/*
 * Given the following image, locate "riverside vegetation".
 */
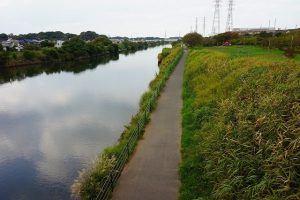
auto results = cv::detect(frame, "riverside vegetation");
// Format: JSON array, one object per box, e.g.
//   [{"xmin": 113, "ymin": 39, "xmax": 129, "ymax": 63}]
[
  {"xmin": 180, "ymin": 45, "xmax": 300, "ymax": 199},
  {"xmin": 0, "ymin": 32, "xmax": 166, "ymax": 67},
  {"xmin": 203, "ymin": 29, "xmax": 300, "ymax": 58},
  {"xmin": 71, "ymin": 45, "xmax": 183, "ymax": 200}
]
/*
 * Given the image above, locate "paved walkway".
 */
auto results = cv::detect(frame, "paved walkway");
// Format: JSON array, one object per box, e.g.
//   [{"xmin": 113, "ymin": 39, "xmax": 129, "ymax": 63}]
[{"xmin": 112, "ymin": 51, "xmax": 187, "ymax": 200}]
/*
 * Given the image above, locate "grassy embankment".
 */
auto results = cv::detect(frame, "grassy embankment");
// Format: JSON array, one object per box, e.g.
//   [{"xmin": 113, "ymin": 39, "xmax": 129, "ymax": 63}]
[
  {"xmin": 181, "ymin": 46, "xmax": 300, "ymax": 200},
  {"xmin": 72, "ymin": 45, "xmax": 183, "ymax": 200}
]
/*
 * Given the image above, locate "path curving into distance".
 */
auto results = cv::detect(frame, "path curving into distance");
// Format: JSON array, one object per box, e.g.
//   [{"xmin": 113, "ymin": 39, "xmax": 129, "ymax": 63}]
[{"xmin": 112, "ymin": 50, "xmax": 187, "ymax": 200}]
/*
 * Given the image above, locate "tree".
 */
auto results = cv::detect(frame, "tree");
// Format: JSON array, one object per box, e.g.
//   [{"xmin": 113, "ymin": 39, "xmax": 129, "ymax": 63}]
[
  {"xmin": 93, "ymin": 35, "xmax": 113, "ymax": 46},
  {"xmin": 214, "ymin": 32, "xmax": 239, "ymax": 44},
  {"xmin": 0, "ymin": 33, "xmax": 8, "ymax": 41},
  {"xmin": 62, "ymin": 37, "xmax": 88, "ymax": 58},
  {"xmin": 0, "ymin": 51, "xmax": 9, "ymax": 66},
  {"xmin": 182, "ymin": 33, "xmax": 203, "ymax": 47},
  {"xmin": 79, "ymin": 31, "xmax": 99, "ymax": 41},
  {"xmin": 23, "ymin": 50, "xmax": 36, "ymax": 60},
  {"xmin": 42, "ymin": 48, "xmax": 60, "ymax": 61},
  {"xmin": 0, "ymin": 43, "xmax": 3, "ymax": 51},
  {"xmin": 41, "ymin": 40, "xmax": 55, "ymax": 48}
]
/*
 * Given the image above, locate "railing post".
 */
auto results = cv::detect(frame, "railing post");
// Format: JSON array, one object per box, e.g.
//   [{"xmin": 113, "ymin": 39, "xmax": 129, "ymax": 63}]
[
  {"xmin": 137, "ymin": 121, "xmax": 140, "ymax": 135},
  {"xmin": 109, "ymin": 173, "xmax": 114, "ymax": 192},
  {"xmin": 126, "ymin": 143, "xmax": 130, "ymax": 158},
  {"xmin": 149, "ymin": 101, "xmax": 152, "ymax": 112}
]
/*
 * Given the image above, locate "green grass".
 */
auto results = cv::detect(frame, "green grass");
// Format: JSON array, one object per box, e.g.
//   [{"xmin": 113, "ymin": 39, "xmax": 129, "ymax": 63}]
[
  {"xmin": 72, "ymin": 46, "xmax": 183, "ymax": 200},
  {"xmin": 198, "ymin": 45, "xmax": 300, "ymax": 63},
  {"xmin": 180, "ymin": 46, "xmax": 300, "ymax": 200}
]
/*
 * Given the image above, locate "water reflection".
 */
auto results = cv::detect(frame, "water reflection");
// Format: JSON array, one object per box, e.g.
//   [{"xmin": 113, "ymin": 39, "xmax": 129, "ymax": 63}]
[
  {"xmin": 0, "ymin": 46, "xmax": 165, "ymax": 200},
  {"xmin": 0, "ymin": 56, "xmax": 116, "ymax": 85}
]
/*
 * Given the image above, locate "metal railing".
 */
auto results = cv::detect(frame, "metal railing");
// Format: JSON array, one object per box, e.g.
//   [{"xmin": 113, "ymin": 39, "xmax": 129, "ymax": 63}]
[{"xmin": 95, "ymin": 48, "xmax": 183, "ymax": 200}]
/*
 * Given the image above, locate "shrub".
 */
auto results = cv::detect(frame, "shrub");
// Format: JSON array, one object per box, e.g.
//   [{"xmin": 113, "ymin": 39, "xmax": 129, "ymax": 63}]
[
  {"xmin": 23, "ymin": 50, "xmax": 36, "ymax": 60},
  {"xmin": 183, "ymin": 32, "xmax": 203, "ymax": 47},
  {"xmin": 0, "ymin": 51, "xmax": 9, "ymax": 66}
]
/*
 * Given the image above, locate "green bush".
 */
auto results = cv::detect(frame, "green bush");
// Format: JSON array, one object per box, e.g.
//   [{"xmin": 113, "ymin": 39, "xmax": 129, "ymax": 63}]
[
  {"xmin": 23, "ymin": 50, "xmax": 36, "ymax": 60},
  {"xmin": 183, "ymin": 32, "xmax": 203, "ymax": 47},
  {"xmin": 158, "ymin": 48, "xmax": 171, "ymax": 64},
  {"xmin": 0, "ymin": 51, "xmax": 10, "ymax": 66}
]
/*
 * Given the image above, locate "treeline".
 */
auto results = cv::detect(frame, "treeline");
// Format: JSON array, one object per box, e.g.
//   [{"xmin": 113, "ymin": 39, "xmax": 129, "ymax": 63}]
[
  {"xmin": 212, "ymin": 30, "xmax": 300, "ymax": 57},
  {"xmin": 0, "ymin": 35, "xmax": 166, "ymax": 67},
  {"xmin": 0, "ymin": 36, "xmax": 119, "ymax": 66},
  {"xmin": 183, "ymin": 29, "xmax": 300, "ymax": 58},
  {"xmin": 0, "ymin": 31, "xmax": 99, "ymax": 41}
]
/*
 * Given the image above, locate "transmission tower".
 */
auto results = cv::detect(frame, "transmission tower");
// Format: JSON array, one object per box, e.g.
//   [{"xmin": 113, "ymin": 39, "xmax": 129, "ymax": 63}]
[
  {"xmin": 212, "ymin": 0, "xmax": 221, "ymax": 35},
  {"xmin": 225, "ymin": 0, "xmax": 234, "ymax": 32}
]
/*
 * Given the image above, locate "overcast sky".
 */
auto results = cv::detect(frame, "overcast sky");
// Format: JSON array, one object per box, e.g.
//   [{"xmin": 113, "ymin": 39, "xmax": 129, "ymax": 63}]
[{"xmin": 0, "ymin": 0, "xmax": 299, "ymax": 37}]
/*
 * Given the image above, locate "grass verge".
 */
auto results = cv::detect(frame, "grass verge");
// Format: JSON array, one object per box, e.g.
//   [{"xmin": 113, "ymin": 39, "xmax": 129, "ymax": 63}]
[
  {"xmin": 180, "ymin": 46, "xmax": 300, "ymax": 200},
  {"xmin": 72, "ymin": 45, "xmax": 183, "ymax": 200}
]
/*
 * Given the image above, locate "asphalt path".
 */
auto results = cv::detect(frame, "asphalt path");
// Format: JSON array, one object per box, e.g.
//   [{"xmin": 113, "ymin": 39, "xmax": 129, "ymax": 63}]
[{"xmin": 112, "ymin": 51, "xmax": 187, "ymax": 200}]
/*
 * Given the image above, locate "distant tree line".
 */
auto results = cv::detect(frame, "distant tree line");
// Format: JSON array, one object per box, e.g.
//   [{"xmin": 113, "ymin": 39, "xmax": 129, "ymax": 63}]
[
  {"xmin": 0, "ymin": 33, "xmax": 166, "ymax": 67},
  {"xmin": 182, "ymin": 29, "xmax": 300, "ymax": 58}
]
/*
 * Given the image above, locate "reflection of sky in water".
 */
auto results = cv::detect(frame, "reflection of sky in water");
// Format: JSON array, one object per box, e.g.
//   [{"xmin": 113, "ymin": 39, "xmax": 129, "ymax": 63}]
[{"xmin": 0, "ymin": 46, "xmax": 164, "ymax": 200}]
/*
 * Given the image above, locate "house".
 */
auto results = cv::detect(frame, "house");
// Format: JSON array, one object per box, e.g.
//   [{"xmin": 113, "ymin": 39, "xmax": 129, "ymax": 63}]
[
  {"xmin": 1, "ymin": 38, "xmax": 20, "ymax": 51},
  {"xmin": 15, "ymin": 44, "xmax": 24, "ymax": 51},
  {"xmin": 18, "ymin": 39, "xmax": 43, "ymax": 46},
  {"xmin": 232, "ymin": 28, "xmax": 276, "ymax": 35},
  {"xmin": 55, "ymin": 40, "xmax": 64, "ymax": 48},
  {"xmin": 110, "ymin": 38, "xmax": 124, "ymax": 44}
]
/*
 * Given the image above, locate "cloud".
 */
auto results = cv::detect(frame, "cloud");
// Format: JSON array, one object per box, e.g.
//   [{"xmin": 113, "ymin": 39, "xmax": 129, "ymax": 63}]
[{"xmin": 0, "ymin": 0, "xmax": 298, "ymax": 36}]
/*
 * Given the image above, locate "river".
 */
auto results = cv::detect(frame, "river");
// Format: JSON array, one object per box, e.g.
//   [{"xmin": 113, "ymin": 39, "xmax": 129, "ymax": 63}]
[{"xmin": 0, "ymin": 46, "xmax": 166, "ymax": 200}]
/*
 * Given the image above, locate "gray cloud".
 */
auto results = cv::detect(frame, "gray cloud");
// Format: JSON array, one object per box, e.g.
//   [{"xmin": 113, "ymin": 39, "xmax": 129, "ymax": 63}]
[{"xmin": 0, "ymin": 0, "xmax": 299, "ymax": 37}]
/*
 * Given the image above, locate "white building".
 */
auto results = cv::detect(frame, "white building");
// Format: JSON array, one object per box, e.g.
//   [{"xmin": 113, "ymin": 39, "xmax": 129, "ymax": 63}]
[
  {"xmin": 15, "ymin": 44, "xmax": 24, "ymax": 51},
  {"xmin": 55, "ymin": 40, "xmax": 64, "ymax": 48},
  {"xmin": 1, "ymin": 38, "xmax": 20, "ymax": 51},
  {"xmin": 232, "ymin": 28, "xmax": 276, "ymax": 35}
]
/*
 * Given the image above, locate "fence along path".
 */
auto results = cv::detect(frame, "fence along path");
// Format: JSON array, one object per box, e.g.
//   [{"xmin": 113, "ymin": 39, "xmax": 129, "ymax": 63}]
[{"xmin": 111, "ymin": 51, "xmax": 187, "ymax": 200}]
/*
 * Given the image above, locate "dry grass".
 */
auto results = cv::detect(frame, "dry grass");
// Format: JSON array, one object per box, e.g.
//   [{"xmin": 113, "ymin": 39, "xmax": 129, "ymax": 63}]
[{"xmin": 181, "ymin": 46, "xmax": 300, "ymax": 200}]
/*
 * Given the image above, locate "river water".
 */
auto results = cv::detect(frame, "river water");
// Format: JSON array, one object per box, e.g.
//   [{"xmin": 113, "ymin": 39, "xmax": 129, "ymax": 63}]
[{"xmin": 0, "ymin": 46, "xmax": 165, "ymax": 200}]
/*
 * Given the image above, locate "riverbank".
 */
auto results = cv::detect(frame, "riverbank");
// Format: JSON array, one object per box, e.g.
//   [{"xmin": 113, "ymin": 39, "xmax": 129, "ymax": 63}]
[
  {"xmin": 0, "ymin": 37, "xmax": 166, "ymax": 68},
  {"xmin": 71, "ymin": 45, "xmax": 183, "ymax": 199},
  {"xmin": 180, "ymin": 46, "xmax": 300, "ymax": 199}
]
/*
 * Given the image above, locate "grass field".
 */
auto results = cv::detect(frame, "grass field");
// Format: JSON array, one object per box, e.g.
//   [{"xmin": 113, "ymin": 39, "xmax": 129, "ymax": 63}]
[{"xmin": 180, "ymin": 46, "xmax": 300, "ymax": 200}]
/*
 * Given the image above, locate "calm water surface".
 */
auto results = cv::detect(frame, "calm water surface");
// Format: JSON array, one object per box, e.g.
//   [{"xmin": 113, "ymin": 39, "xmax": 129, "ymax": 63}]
[{"xmin": 0, "ymin": 46, "xmax": 166, "ymax": 200}]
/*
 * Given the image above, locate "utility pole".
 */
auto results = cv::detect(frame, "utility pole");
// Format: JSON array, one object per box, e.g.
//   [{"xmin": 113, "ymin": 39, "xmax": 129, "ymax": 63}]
[
  {"xmin": 195, "ymin": 17, "xmax": 198, "ymax": 33},
  {"xmin": 274, "ymin": 18, "xmax": 277, "ymax": 30},
  {"xmin": 225, "ymin": 0, "xmax": 234, "ymax": 32},
  {"xmin": 268, "ymin": 20, "xmax": 271, "ymax": 30},
  {"xmin": 212, "ymin": 0, "xmax": 221, "ymax": 35},
  {"xmin": 203, "ymin": 16, "xmax": 206, "ymax": 37}
]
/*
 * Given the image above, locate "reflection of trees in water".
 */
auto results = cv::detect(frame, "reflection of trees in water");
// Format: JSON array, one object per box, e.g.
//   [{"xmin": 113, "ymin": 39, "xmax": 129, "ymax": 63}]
[{"xmin": 0, "ymin": 55, "xmax": 119, "ymax": 84}]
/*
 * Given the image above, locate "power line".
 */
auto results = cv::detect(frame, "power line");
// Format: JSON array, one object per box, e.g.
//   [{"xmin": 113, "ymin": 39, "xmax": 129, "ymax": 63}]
[{"xmin": 203, "ymin": 16, "xmax": 206, "ymax": 37}]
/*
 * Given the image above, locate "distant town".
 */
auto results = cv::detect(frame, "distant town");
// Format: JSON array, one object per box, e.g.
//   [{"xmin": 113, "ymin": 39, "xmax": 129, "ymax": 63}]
[{"xmin": 0, "ymin": 31, "xmax": 180, "ymax": 52}]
